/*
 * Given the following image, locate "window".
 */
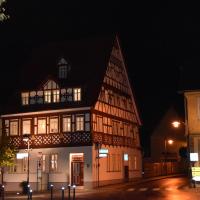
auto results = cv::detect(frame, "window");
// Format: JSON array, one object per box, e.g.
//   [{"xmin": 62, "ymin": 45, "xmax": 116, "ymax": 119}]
[
  {"xmin": 107, "ymin": 154, "xmax": 121, "ymax": 172},
  {"xmin": 76, "ymin": 116, "xmax": 84, "ymax": 131},
  {"xmin": 38, "ymin": 119, "xmax": 46, "ymax": 134},
  {"xmin": 21, "ymin": 92, "xmax": 29, "ymax": 105},
  {"xmin": 50, "ymin": 154, "xmax": 58, "ymax": 172},
  {"xmin": 9, "ymin": 159, "xmax": 18, "ymax": 173},
  {"xmin": 22, "ymin": 120, "xmax": 31, "ymax": 135},
  {"xmin": 59, "ymin": 65, "xmax": 67, "ymax": 78},
  {"xmin": 22, "ymin": 157, "xmax": 28, "ymax": 172},
  {"xmin": 50, "ymin": 117, "xmax": 58, "ymax": 133},
  {"xmin": 42, "ymin": 154, "xmax": 46, "ymax": 172},
  {"xmin": 10, "ymin": 120, "xmax": 18, "ymax": 136},
  {"xmin": 58, "ymin": 58, "xmax": 69, "ymax": 79},
  {"xmin": 73, "ymin": 88, "xmax": 81, "ymax": 101},
  {"xmin": 63, "ymin": 117, "xmax": 71, "ymax": 132},
  {"xmin": 53, "ymin": 90, "xmax": 60, "ymax": 102},
  {"xmin": 96, "ymin": 116, "xmax": 103, "ymax": 132},
  {"xmin": 44, "ymin": 90, "xmax": 51, "ymax": 103}
]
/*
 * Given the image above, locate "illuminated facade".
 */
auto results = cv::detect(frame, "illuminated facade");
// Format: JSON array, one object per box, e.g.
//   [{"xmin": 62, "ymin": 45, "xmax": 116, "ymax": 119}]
[
  {"xmin": 184, "ymin": 91, "xmax": 200, "ymax": 167},
  {"xmin": 1, "ymin": 35, "xmax": 142, "ymax": 191}
]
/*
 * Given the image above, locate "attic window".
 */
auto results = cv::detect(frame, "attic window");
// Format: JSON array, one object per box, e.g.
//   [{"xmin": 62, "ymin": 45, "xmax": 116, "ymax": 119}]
[
  {"xmin": 58, "ymin": 58, "xmax": 70, "ymax": 79},
  {"xmin": 21, "ymin": 92, "xmax": 29, "ymax": 105}
]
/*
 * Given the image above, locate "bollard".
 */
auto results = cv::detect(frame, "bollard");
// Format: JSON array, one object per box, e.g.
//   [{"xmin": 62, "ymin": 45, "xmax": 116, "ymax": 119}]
[
  {"xmin": 72, "ymin": 185, "xmax": 76, "ymax": 200},
  {"xmin": 2, "ymin": 185, "xmax": 5, "ymax": 200},
  {"xmin": 27, "ymin": 184, "xmax": 30, "ymax": 200},
  {"xmin": 29, "ymin": 189, "xmax": 32, "ymax": 200},
  {"xmin": 50, "ymin": 184, "xmax": 54, "ymax": 200},
  {"xmin": 61, "ymin": 187, "xmax": 65, "ymax": 200},
  {"xmin": 68, "ymin": 184, "xmax": 71, "ymax": 200}
]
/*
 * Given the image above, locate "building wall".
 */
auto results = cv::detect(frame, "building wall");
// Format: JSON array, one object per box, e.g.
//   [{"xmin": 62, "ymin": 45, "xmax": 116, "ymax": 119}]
[
  {"xmin": 185, "ymin": 91, "xmax": 200, "ymax": 167},
  {"xmin": 4, "ymin": 146, "xmax": 92, "ymax": 191},
  {"xmin": 92, "ymin": 144, "xmax": 142, "ymax": 187}
]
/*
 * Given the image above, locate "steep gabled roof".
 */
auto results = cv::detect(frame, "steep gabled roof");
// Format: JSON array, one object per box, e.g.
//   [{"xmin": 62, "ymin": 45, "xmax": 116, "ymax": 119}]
[{"xmin": 2, "ymin": 34, "xmax": 116, "ymax": 114}]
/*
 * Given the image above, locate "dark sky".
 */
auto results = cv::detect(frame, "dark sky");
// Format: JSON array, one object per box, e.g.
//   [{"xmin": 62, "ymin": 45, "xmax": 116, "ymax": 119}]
[{"xmin": 0, "ymin": 1, "xmax": 197, "ymax": 153}]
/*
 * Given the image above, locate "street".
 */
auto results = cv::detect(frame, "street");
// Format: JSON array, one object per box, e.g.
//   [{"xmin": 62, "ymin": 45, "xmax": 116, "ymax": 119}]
[{"xmin": 4, "ymin": 176, "xmax": 200, "ymax": 200}]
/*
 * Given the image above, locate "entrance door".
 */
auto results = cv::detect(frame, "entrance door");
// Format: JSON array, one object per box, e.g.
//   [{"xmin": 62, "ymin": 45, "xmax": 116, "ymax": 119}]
[
  {"xmin": 124, "ymin": 166, "xmax": 129, "ymax": 182},
  {"xmin": 71, "ymin": 162, "xmax": 84, "ymax": 186}
]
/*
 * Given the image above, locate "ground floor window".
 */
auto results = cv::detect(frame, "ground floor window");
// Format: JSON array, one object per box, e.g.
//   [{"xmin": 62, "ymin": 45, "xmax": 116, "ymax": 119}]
[
  {"xmin": 107, "ymin": 154, "xmax": 122, "ymax": 172},
  {"xmin": 50, "ymin": 154, "xmax": 58, "ymax": 172}
]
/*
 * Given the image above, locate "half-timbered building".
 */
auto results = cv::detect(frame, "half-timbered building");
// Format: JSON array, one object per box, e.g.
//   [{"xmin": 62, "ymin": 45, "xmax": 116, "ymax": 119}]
[{"xmin": 1, "ymin": 35, "xmax": 142, "ymax": 191}]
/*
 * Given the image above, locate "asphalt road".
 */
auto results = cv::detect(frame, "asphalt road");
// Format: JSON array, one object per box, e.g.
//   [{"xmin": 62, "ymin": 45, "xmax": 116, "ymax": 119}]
[{"xmin": 4, "ymin": 176, "xmax": 200, "ymax": 200}]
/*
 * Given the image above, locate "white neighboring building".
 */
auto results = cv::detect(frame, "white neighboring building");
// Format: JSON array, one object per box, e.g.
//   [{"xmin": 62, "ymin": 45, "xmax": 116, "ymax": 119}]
[{"xmin": 1, "ymin": 35, "xmax": 142, "ymax": 191}]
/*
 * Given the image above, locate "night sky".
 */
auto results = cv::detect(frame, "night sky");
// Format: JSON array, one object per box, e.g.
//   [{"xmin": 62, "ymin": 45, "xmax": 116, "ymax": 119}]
[{"xmin": 0, "ymin": 1, "xmax": 197, "ymax": 154}]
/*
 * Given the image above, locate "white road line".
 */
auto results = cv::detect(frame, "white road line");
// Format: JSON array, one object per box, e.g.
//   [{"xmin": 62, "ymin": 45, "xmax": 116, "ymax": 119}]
[
  {"xmin": 127, "ymin": 188, "xmax": 135, "ymax": 191},
  {"xmin": 165, "ymin": 187, "xmax": 177, "ymax": 191},
  {"xmin": 140, "ymin": 188, "xmax": 148, "ymax": 191},
  {"xmin": 152, "ymin": 188, "xmax": 160, "ymax": 191}
]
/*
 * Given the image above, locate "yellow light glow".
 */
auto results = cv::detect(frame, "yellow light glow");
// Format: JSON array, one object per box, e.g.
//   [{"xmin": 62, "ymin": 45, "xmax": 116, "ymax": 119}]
[
  {"xmin": 168, "ymin": 139, "xmax": 174, "ymax": 145},
  {"xmin": 172, "ymin": 121, "xmax": 180, "ymax": 128}
]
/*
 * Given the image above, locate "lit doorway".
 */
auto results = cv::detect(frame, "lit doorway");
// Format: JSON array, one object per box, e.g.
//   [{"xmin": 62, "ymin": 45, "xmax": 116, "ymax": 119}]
[{"xmin": 70, "ymin": 153, "xmax": 84, "ymax": 186}]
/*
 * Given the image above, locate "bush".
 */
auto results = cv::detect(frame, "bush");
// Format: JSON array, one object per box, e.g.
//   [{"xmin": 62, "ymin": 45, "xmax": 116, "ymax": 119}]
[{"xmin": 19, "ymin": 181, "xmax": 29, "ymax": 194}]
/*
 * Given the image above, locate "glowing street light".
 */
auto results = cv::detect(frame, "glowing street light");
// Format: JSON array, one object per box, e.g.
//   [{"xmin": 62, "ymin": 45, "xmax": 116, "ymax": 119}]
[{"xmin": 171, "ymin": 121, "xmax": 181, "ymax": 128}]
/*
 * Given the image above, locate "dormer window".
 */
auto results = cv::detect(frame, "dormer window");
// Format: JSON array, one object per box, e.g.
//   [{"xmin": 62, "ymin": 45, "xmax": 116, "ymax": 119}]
[
  {"xmin": 73, "ymin": 88, "xmax": 81, "ymax": 101},
  {"xmin": 44, "ymin": 90, "xmax": 51, "ymax": 103},
  {"xmin": 58, "ymin": 58, "xmax": 70, "ymax": 79},
  {"xmin": 53, "ymin": 89, "xmax": 60, "ymax": 102},
  {"xmin": 21, "ymin": 92, "xmax": 29, "ymax": 105}
]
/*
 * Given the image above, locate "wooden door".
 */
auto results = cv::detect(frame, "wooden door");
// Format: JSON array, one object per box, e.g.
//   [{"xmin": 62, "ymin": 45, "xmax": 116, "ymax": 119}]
[{"xmin": 71, "ymin": 162, "xmax": 84, "ymax": 186}]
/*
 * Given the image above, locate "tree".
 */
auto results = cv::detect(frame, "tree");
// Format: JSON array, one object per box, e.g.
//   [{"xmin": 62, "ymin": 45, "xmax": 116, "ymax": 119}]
[
  {"xmin": 0, "ymin": 0, "xmax": 9, "ymax": 21},
  {"xmin": 179, "ymin": 146, "xmax": 187, "ymax": 159},
  {"xmin": 0, "ymin": 136, "xmax": 18, "ymax": 184}
]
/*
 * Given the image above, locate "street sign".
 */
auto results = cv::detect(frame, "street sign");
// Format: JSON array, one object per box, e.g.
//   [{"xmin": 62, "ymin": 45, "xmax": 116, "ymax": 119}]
[
  {"xmin": 99, "ymin": 149, "xmax": 108, "ymax": 154},
  {"xmin": 17, "ymin": 153, "xmax": 28, "ymax": 159},
  {"xmin": 98, "ymin": 153, "xmax": 107, "ymax": 158},
  {"xmin": 190, "ymin": 153, "xmax": 199, "ymax": 161},
  {"xmin": 192, "ymin": 167, "xmax": 200, "ymax": 177}
]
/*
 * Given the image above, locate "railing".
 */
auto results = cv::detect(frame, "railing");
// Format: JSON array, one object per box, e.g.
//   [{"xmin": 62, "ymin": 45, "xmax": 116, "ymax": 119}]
[
  {"xmin": 9, "ymin": 132, "xmax": 91, "ymax": 149},
  {"xmin": 93, "ymin": 132, "xmax": 137, "ymax": 148}
]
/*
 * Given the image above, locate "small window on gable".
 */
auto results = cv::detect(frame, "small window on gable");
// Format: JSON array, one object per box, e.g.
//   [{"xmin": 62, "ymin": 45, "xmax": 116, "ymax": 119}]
[
  {"xmin": 58, "ymin": 58, "xmax": 70, "ymax": 79},
  {"xmin": 21, "ymin": 92, "xmax": 29, "ymax": 105},
  {"xmin": 73, "ymin": 88, "xmax": 81, "ymax": 101},
  {"xmin": 43, "ymin": 80, "xmax": 59, "ymax": 90}
]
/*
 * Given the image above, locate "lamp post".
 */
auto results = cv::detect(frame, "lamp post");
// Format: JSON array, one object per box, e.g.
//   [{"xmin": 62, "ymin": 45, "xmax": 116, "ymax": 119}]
[
  {"xmin": 23, "ymin": 134, "xmax": 30, "ymax": 185},
  {"xmin": 164, "ymin": 138, "xmax": 174, "ymax": 175}
]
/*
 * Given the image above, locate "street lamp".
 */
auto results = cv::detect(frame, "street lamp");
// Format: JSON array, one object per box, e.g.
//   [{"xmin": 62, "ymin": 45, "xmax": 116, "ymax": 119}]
[{"xmin": 23, "ymin": 134, "xmax": 30, "ymax": 185}]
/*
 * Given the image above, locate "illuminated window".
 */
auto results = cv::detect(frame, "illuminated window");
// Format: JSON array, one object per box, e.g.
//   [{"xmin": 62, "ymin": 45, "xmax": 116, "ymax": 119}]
[
  {"xmin": 21, "ymin": 92, "xmax": 29, "ymax": 105},
  {"xmin": 10, "ymin": 120, "xmax": 18, "ymax": 136},
  {"xmin": 53, "ymin": 90, "xmax": 60, "ymax": 102},
  {"xmin": 38, "ymin": 119, "xmax": 46, "ymax": 134},
  {"xmin": 50, "ymin": 117, "xmax": 58, "ymax": 133},
  {"xmin": 50, "ymin": 154, "xmax": 58, "ymax": 172},
  {"xmin": 76, "ymin": 116, "xmax": 84, "ymax": 131},
  {"xmin": 44, "ymin": 90, "xmax": 51, "ymax": 103},
  {"xmin": 9, "ymin": 159, "xmax": 18, "ymax": 173},
  {"xmin": 22, "ymin": 120, "xmax": 31, "ymax": 135},
  {"xmin": 63, "ymin": 117, "xmax": 71, "ymax": 132},
  {"xmin": 73, "ymin": 88, "xmax": 81, "ymax": 101}
]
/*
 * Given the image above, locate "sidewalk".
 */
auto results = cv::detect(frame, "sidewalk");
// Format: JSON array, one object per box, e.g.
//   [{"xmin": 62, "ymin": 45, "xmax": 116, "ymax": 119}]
[{"xmin": 4, "ymin": 174, "xmax": 187, "ymax": 198}]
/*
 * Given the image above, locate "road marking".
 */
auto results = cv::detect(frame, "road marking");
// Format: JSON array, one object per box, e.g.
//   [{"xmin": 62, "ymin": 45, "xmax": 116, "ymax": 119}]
[
  {"xmin": 152, "ymin": 188, "xmax": 160, "ymax": 191},
  {"xmin": 127, "ymin": 188, "xmax": 135, "ymax": 191},
  {"xmin": 165, "ymin": 187, "xmax": 177, "ymax": 191},
  {"xmin": 140, "ymin": 188, "xmax": 148, "ymax": 191}
]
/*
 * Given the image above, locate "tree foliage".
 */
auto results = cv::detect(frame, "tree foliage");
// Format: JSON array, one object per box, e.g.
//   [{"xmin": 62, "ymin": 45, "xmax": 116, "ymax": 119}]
[
  {"xmin": 0, "ymin": 0, "xmax": 9, "ymax": 21},
  {"xmin": 179, "ymin": 146, "xmax": 187, "ymax": 159},
  {"xmin": 0, "ymin": 136, "xmax": 18, "ymax": 168}
]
